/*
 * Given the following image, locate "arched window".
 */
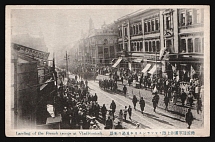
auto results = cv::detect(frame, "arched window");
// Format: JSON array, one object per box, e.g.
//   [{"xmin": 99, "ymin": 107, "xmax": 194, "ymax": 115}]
[{"xmin": 104, "ymin": 39, "xmax": 108, "ymax": 45}]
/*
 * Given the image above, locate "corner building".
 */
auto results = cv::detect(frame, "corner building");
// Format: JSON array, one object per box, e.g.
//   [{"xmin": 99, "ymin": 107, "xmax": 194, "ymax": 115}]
[{"xmin": 114, "ymin": 8, "xmax": 204, "ymax": 82}]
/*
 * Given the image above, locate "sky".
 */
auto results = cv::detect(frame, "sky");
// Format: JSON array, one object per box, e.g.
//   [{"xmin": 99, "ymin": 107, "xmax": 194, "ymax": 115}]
[{"xmin": 11, "ymin": 7, "xmax": 141, "ymax": 54}]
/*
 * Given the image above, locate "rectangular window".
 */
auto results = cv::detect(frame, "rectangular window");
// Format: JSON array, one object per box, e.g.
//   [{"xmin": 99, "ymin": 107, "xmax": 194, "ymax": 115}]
[
  {"xmin": 144, "ymin": 22, "xmax": 147, "ymax": 33},
  {"xmin": 145, "ymin": 42, "xmax": 148, "ymax": 52},
  {"xmin": 187, "ymin": 11, "xmax": 193, "ymax": 25},
  {"xmin": 181, "ymin": 13, "xmax": 186, "ymax": 26},
  {"xmin": 196, "ymin": 9, "xmax": 200, "ymax": 23},
  {"xmin": 149, "ymin": 41, "xmax": 152, "ymax": 52},
  {"xmin": 124, "ymin": 27, "xmax": 127, "ymax": 36},
  {"xmin": 140, "ymin": 42, "xmax": 143, "ymax": 51},
  {"xmin": 152, "ymin": 41, "xmax": 155, "ymax": 52},
  {"xmin": 125, "ymin": 43, "xmax": 128, "ymax": 51},
  {"xmin": 156, "ymin": 41, "xmax": 160, "ymax": 52},
  {"xmin": 131, "ymin": 43, "xmax": 134, "ymax": 51},
  {"xmin": 134, "ymin": 42, "xmax": 137, "ymax": 51},
  {"xmin": 139, "ymin": 23, "xmax": 142, "ymax": 32},
  {"xmin": 155, "ymin": 19, "xmax": 159, "ymax": 31},
  {"xmin": 188, "ymin": 39, "xmax": 193, "ymax": 52},
  {"xmin": 147, "ymin": 21, "xmax": 151, "ymax": 32},
  {"xmin": 136, "ymin": 25, "xmax": 138, "ymax": 34},
  {"xmin": 166, "ymin": 16, "xmax": 171, "ymax": 30},
  {"xmin": 130, "ymin": 27, "xmax": 133, "ymax": 35},
  {"xmin": 180, "ymin": 39, "xmax": 186, "ymax": 53},
  {"xmin": 151, "ymin": 20, "xmax": 155, "ymax": 31},
  {"xmin": 195, "ymin": 38, "xmax": 201, "ymax": 52},
  {"xmin": 137, "ymin": 42, "xmax": 140, "ymax": 51}
]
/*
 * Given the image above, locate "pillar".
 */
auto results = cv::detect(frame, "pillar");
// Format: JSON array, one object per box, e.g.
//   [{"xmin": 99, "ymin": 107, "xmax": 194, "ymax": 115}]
[
  {"xmin": 173, "ymin": 8, "xmax": 179, "ymax": 53},
  {"xmin": 127, "ymin": 20, "xmax": 131, "ymax": 52},
  {"xmin": 193, "ymin": 37, "xmax": 195, "ymax": 52},
  {"xmin": 160, "ymin": 10, "xmax": 164, "ymax": 48},
  {"xmin": 122, "ymin": 24, "xmax": 125, "ymax": 50}
]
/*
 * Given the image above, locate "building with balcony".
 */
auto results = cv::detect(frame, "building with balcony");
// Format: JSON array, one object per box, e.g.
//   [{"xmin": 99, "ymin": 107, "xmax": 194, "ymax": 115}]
[{"xmin": 114, "ymin": 8, "xmax": 204, "ymax": 81}]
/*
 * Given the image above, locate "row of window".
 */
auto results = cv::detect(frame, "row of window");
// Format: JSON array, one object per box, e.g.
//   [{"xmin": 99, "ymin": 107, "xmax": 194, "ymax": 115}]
[
  {"xmin": 179, "ymin": 38, "xmax": 204, "ymax": 53},
  {"xmin": 131, "ymin": 41, "xmax": 143, "ymax": 52},
  {"xmin": 130, "ymin": 22, "xmax": 142, "ymax": 36},
  {"xmin": 179, "ymin": 9, "xmax": 204, "ymax": 27},
  {"xmin": 144, "ymin": 18, "xmax": 160, "ymax": 33},
  {"xmin": 117, "ymin": 40, "xmax": 160, "ymax": 53},
  {"xmin": 145, "ymin": 40, "xmax": 160, "ymax": 52}
]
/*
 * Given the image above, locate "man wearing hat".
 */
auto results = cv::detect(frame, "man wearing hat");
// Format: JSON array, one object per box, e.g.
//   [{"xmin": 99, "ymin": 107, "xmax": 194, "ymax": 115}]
[
  {"xmin": 181, "ymin": 89, "xmax": 187, "ymax": 106},
  {"xmin": 105, "ymin": 116, "xmax": 113, "ymax": 129},
  {"xmin": 185, "ymin": 108, "xmax": 194, "ymax": 129},
  {"xmin": 115, "ymin": 121, "xmax": 123, "ymax": 129},
  {"xmin": 152, "ymin": 92, "xmax": 159, "ymax": 112}
]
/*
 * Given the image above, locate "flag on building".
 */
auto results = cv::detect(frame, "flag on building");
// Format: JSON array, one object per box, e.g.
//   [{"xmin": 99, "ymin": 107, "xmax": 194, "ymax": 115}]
[
  {"xmin": 153, "ymin": 86, "xmax": 158, "ymax": 93},
  {"xmin": 171, "ymin": 64, "xmax": 176, "ymax": 72},
  {"xmin": 159, "ymin": 46, "xmax": 167, "ymax": 60},
  {"xmin": 191, "ymin": 65, "xmax": 196, "ymax": 77}
]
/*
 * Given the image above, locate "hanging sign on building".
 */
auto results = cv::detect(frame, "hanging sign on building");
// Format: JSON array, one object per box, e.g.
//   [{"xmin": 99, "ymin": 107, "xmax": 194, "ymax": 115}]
[{"xmin": 13, "ymin": 43, "xmax": 50, "ymax": 60}]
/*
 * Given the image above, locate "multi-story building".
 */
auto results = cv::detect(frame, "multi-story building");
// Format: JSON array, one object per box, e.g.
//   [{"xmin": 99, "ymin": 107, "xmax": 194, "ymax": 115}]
[
  {"xmin": 114, "ymin": 8, "xmax": 204, "ymax": 81},
  {"xmin": 76, "ymin": 18, "xmax": 118, "ymax": 69}
]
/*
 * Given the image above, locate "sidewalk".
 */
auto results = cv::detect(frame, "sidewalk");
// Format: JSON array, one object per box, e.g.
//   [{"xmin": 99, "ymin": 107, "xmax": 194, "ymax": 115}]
[{"xmin": 97, "ymin": 74, "xmax": 203, "ymax": 122}]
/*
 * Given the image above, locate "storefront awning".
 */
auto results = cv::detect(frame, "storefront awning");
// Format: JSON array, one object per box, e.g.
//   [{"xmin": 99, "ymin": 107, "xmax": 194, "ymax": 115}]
[
  {"xmin": 40, "ymin": 78, "xmax": 52, "ymax": 91},
  {"xmin": 112, "ymin": 58, "xmax": 122, "ymax": 68},
  {"xmin": 141, "ymin": 64, "xmax": 151, "ymax": 73},
  {"xmin": 148, "ymin": 65, "xmax": 157, "ymax": 74},
  {"xmin": 133, "ymin": 58, "xmax": 143, "ymax": 63}
]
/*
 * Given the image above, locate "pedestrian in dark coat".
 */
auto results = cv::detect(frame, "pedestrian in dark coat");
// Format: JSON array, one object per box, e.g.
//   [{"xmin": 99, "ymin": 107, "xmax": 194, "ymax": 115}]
[
  {"xmin": 101, "ymin": 104, "xmax": 107, "ymax": 122},
  {"xmin": 132, "ymin": 95, "xmax": 138, "ymax": 110},
  {"xmin": 185, "ymin": 108, "xmax": 194, "ymax": 129},
  {"xmin": 139, "ymin": 97, "xmax": 145, "ymax": 114},
  {"xmin": 110, "ymin": 100, "xmax": 116, "ymax": 116},
  {"xmin": 105, "ymin": 116, "xmax": 113, "ymax": 129},
  {"xmin": 128, "ymin": 105, "xmax": 132, "ymax": 120},
  {"xmin": 181, "ymin": 89, "xmax": 187, "ymax": 106},
  {"xmin": 93, "ymin": 93, "xmax": 98, "ymax": 102},
  {"xmin": 164, "ymin": 95, "xmax": 169, "ymax": 111},
  {"xmin": 152, "ymin": 93, "xmax": 159, "ymax": 112},
  {"xmin": 196, "ymin": 98, "xmax": 202, "ymax": 114},
  {"xmin": 123, "ymin": 85, "xmax": 127, "ymax": 97},
  {"xmin": 121, "ymin": 76, "xmax": 124, "ymax": 84},
  {"xmin": 115, "ymin": 121, "xmax": 123, "ymax": 129}
]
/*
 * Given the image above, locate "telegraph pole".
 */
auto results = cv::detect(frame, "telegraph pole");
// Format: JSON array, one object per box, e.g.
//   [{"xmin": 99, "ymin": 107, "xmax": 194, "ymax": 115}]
[{"xmin": 64, "ymin": 51, "xmax": 69, "ymax": 77}]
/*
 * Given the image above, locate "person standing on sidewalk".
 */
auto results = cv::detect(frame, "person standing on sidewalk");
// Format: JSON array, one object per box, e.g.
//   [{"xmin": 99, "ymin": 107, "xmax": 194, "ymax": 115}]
[
  {"xmin": 110, "ymin": 100, "xmax": 116, "ymax": 118},
  {"xmin": 105, "ymin": 116, "xmax": 113, "ymax": 129},
  {"xmin": 101, "ymin": 104, "xmax": 107, "ymax": 123},
  {"xmin": 121, "ymin": 76, "xmax": 124, "ymax": 84},
  {"xmin": 152, "ymin": 92, "xmax": 159, "ymax": 112},
  {"xmin": 123, "ymin": 85, "xmax": 127, "ymax": 97},
  {"xmin": 118, "ymin": 109, "xmax": 123, "ymax": 124},
  {"xmin": 139, "ymin": 97, "xmax": 145, "ymax": 114},
  {"xmin": 123, "ymin": 106, "xmax": 128, "ymax": 121},
  {"xmin": 181, "ymin": 89, "xmax": 187, "ymax": 106},
  {"xmin": 128, "ymin": 105, "xmax": 132, "ymax": 120},
  {"xmin": 196, "ymin": 98, "xmax": 202, "ymax": 114},
  {"xmin": 132, "ymin": 95, "xmax": 138, "ymax": 110},
  {"xmin": 185, "ymin": 108, "xmax": 194, "ymax": 129},
  {"xmin": 164, "ymin": 95, "xmax": 169, "ymax": 111}
]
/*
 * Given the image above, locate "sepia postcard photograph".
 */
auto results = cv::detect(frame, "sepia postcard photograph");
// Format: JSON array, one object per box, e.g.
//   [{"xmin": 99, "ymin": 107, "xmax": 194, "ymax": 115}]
[{"xmin": 5, "ymin": 5, "xmax": 210, "ymax": 137}]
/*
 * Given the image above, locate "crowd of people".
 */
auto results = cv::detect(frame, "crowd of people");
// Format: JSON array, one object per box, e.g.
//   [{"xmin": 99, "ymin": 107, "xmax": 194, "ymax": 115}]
[
  {"xmin": 54, "ymin": 77, "xmax": 102, "ymax": 129},
  {"xmin": 53, "ymin": 74, "xmax": 135, "ymax": 129},
  {"xmin": 96, "ymin": 66, "xmax": 203, "ymax": 129}
]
